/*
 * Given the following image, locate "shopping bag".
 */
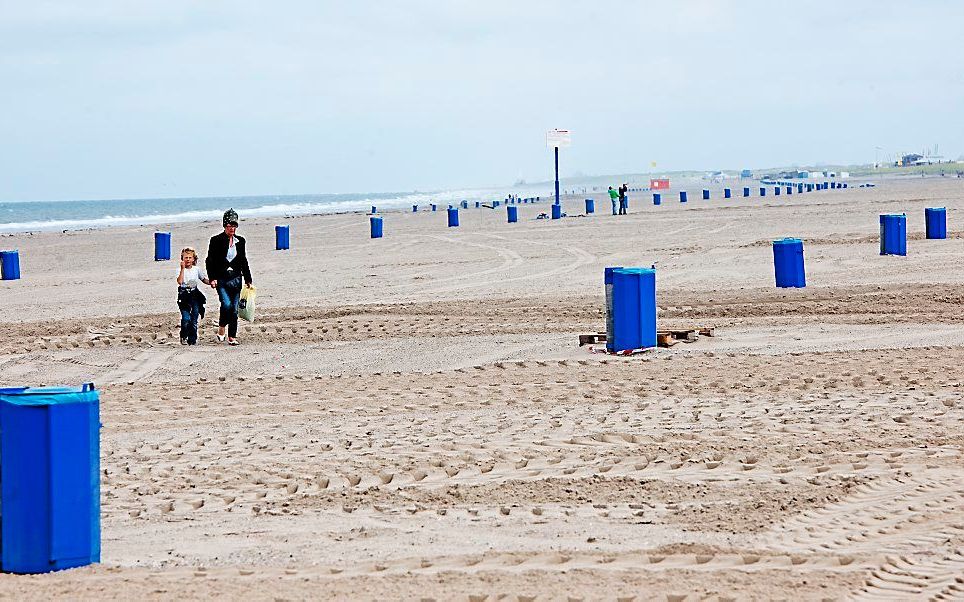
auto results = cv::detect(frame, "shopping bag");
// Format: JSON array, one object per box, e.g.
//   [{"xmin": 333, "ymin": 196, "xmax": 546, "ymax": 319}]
[{"xmin": 238, "ymin": 285, "xmax": 257, "ymax": 322}]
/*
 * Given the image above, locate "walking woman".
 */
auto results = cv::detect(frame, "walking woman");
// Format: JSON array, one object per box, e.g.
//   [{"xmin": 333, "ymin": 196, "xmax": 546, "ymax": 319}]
[{"xmin": 205, "ymin": 208, "xmax": 254, "ymax": 346}]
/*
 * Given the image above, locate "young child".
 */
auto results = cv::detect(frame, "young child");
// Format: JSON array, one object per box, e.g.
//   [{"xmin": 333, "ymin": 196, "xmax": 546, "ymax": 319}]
[{"xmin": 176, "ymin": 247, "xmax": 210, "ymax": 345}]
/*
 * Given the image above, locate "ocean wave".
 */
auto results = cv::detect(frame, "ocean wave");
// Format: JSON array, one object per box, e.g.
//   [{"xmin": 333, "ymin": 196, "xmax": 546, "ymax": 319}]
[{"xmin": 0, "ymin": 187, "xmax": 550, "ymax": 233}]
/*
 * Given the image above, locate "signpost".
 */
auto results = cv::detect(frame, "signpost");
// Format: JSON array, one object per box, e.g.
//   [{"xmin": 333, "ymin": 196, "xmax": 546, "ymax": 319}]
[{"xmin": 546, "ymin": 129, "xmax": 571, "ymax": 206}]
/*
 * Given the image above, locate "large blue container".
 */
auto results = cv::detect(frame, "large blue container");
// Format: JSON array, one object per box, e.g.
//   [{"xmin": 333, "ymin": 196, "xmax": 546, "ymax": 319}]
[
  {"xmin": 743, "ymin": 187, "xmax": 750, "ymax": 197},
  {"xmin": 760, "ymin": 187, "xmax": 766, "ymax": 197},
  {"xmin": 607, "ymin": 268, "xmax": 657, "ymax": 352},
  {"xmin": 653, "ymin": 193, "xmax": 661, "ymax": 205},
  {"xmin": 154, "ymin": 231, "xmax": 171, "ymax": 261},
  {"xmin": 680, "ymin": 191, "xmax": 688, "ymax": 203},
  {"xmin": 461, "ymin": 200, "xmax": 468, "ymax": 209},
  {"xmin": 774, "ymin": 186, "xmax": 781, "ymax": 196},
  {"xmin": 274, "ymin": 225, "xmax": 290, "ymax": 250},
  {"xmin": 507, "ymin": 205, "xmax": 518, "ymax": 223},
  {"xmin": 493, "ymin": 200, "xmax": 500, "ymax": 208},
  {"xmin": 0, "ymin": 384, "xmax": 100, "ymax": 574},
  {"xmin": 772, "ymin": 238, "xmax": 806, "ymax": 288},
  {"xmin": 879, "ymin": 214, "xmax": 906, "ymax": 255},
  {"xmin": 724, "ymin": 188, "xmax": 731, "ymax": 199},
  {"xmin": 371, "ymin": 206, "xmax": 377, "ymax": 214},
  {"xmin": 413, "ymin": 204, "xmax": 418, "ymax": 212},
  {"xmin": 0, "ymin": 250, "xmax": 20, "ymax": 280},
  {"xmin": 702, "ymin": 189, "xmax": 710, "ymax": 200},
  {"xmin": 585, "ymin": 198, "xmax": 594, "ymax": 214},
  {"xmin": 925, "ymin": 207, "xmax": 947, "ymax": 239},
  {"xmin": 370, "ymin": 216, "xmax": 383, "ymax": 238},
  {"xmin": 551, "ymin": 203, "xmax": 561, "ymax": 219},
  {"xmin": 475, "ymin": 202, "xmax": 480, "ymax": 208},
  {"xmin": 797, "ymin": 184, "xmax": 804, "ymax": 193},
  {"xmin": 431, "ymin": 204, "xmax": 437, "ymax": 212},
  {"xmin": 447, "ymin": 207, "xmax": 459, "ymax": 227},
  {"xmin": 786, "ymin": 186, "xmax": 792, "ymax": 195}
]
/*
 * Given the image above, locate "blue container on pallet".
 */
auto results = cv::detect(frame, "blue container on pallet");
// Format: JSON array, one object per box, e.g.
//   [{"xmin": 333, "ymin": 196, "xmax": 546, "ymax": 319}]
[
  {"xmin": 0, "ymin": 384, "xmax": 101, "ymax": 574},
  {"xmin": 370, "ymin": 216, "xmax": 383, "ymax": 238},
  {"xmin": 551, "ymin": 203, "xmax": 561, "ymax": 219},
  {"xmin": 653, "ymin": 193, "xmax": 661, "ymax": 205},
  {"xmin": 607, "ymin": 268, "xmax": 657, "ymax": 352},
  {"xmin": 0, "ymin": 250, "xmax": 20, "ymax": 280},
  {"xmin": 154, "ymin": 232, "xmax": 171, "ymax": 261},
  {"xmin": 274, "ymin": 225, "xmax": 290, "ymax": 250},
  {"xmin": 724, "ymin": 188, "xmax": 731, "ymax": 199},
  {"xmin": 879, "ymin": 214, "xmax": 906, "ymax": 255},
  {"xmin": 680, "ymin": 191, "xmax": 688, "ymax": 203},
  {"xmin": 702, "ymin": 189, "xmax": 710, "ymax": 200},
  {"xmin": 585, "ymin": 198, "xmax": 594, "ymax": 214},
  {"xmin": 507, "ymin": 205, "xmax": 518, "ymax": 223},
  {"xmin": 925, "ymin": 207, "xmax": 946, "ymax": 239},
  {"xmin": 772, "ymin": 238, "xmax": 806, "ymax": 288},
  {"xmin": 447, "ymin": 207, "xmax": 459, "ymax": 227}
]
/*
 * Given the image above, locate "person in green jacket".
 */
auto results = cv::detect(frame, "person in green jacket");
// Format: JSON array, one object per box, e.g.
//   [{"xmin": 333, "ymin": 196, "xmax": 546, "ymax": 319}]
[{"xmin": 608, "ymin": 186, "xmax": 618, "ymax": 215}]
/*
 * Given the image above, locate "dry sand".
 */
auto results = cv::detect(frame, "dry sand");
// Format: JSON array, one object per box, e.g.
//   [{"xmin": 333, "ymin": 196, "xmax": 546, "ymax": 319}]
[{"xmin": 0, "ymin": 177, "xmax": 962, "ymax": 600}]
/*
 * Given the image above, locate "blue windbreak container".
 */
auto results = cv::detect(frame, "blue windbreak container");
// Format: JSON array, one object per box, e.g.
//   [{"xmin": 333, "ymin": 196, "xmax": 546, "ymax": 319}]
[
  {"xmin": 370, "ymin": 216, "xmax": 383, "ymax": 238},
  {"xmin": 702, "ymin": 189, "xmax": 710, "ymax": 200},
  {"xmin": 585, "ymin": 199, "xmax": 594, "ymax": 214},
  {"xmin": 551, "ymin": 203, "xmax": 561, "ymax": 219},
  {"xmin": 274, "ymin": 225, "xmax": 290, "ymax": 250},
  {"xmin": 507, "ymin": 205, "xmax": 518, "ymax": 223},
  {"xmin": 925, "ymin": 207, "xmax": 947, "ymax": 239},
  {"xmin": 724, "ymin": 188, "xmax": 731, "ymax": 199},
  {"xmin": 772, "ymin": 238, "xmax": 806, "ymax": 288},
  {"xmin": 154, "ymin": 232, "xmax": 171, "ymax": 261},
  {"xmin": 447, "ymin": 207, "xmax": 459, "ymax": 227},
  {"xmin": 679, "ymin": 191, "xmax": 687, "ymax": 203},
  {"xmin": 0, "ymin": 250, "xmax": 20, "ymax": 280},
  {"xmin": 607, "ymin": 268, "xmax": 657, "ymax": 352},
  {"xmin": 653, "ymin": 193, "xmax": 661, "ymax": 205},
  {"xmin": 0, "ymin": 384, "xmax": 100, "ymax": 574},
  {"xmin": 879, "ymin": 214, "xmax": 906, "ymax": 255}
]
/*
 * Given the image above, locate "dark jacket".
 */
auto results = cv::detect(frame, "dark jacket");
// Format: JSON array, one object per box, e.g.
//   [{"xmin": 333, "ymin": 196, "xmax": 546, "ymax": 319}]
[
  {"xmin": 177, "ymin": 286, "xmax": 207, "ymax": 319},
  {"xmin": 206, "ymin": 232, "xmax": 253, "ymax": 285}
]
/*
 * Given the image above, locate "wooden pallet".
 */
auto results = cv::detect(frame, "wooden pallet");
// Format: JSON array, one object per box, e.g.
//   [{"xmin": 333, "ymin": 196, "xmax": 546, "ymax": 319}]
[{"xmin": 580, "ymin": 327, "xmax": 714, "ymax": 348}]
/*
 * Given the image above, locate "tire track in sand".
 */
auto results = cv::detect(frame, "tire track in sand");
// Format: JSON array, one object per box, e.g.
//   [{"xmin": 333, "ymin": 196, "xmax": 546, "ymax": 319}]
[{"xmin": 103, "ymin": 349, "xmax": 176, "ymax": 384}]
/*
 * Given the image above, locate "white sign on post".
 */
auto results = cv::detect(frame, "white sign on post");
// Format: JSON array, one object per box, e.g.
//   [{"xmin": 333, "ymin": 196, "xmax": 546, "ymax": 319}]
[{"xmin": 546, "ymin": 129, "xmax": 571, "ymax": 148}]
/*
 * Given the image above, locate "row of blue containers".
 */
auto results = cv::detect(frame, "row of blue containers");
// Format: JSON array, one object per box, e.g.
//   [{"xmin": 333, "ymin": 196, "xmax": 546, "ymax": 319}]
[
  {"xmin": 0, "ymin": 384, "xmax": 101, "ymax": 574},
  {"xmin": 665, "ymin": 182, "xmax": 845, "ymax": 204}
]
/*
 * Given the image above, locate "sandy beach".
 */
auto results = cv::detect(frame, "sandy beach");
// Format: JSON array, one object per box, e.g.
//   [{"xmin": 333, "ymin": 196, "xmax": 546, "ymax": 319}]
[{"xmin": 1, "ymin": 177, "xmax": 963, "ymax": 600}]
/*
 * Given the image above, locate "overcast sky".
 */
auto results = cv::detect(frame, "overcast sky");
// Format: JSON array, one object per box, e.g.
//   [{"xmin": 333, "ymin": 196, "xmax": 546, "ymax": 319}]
[{"xmin": 1, "ymin": 1, "xmax": 962, "ymax": 201}]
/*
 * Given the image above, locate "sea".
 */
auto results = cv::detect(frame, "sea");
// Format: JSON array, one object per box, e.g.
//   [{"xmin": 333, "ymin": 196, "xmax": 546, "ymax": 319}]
[{"xmin": 0, "ymin": 185, "xmax": 559, "ymax": 234}]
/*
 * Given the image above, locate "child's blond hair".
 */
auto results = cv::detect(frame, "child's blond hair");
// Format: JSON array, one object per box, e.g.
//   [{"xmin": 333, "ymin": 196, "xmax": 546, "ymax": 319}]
[{"xmin": 180, "ymin": 247, "xmax": 198, "ymax": 266}]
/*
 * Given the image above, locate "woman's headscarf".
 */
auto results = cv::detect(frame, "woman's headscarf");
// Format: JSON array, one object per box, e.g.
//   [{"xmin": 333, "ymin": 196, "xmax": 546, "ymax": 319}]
[{"xmin": 223, "ymin": 208, "xmax": 239, "ymax": 227}]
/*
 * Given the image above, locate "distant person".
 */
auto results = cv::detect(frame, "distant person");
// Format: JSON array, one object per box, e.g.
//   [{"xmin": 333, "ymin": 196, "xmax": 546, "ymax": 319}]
[
  {"xmin": 618, "ymin": 183, "xmax": 628, "ymax": 215},
  {"xmin": 608, "ymin": 186, "xmax": 618, "ymax": 215},
  {"xmin": 176, "ymin": 247, "xmax": 209, "ymax": 345},
  {"xmin": 206, "ymin": 208, "xmax": 254, "ymax": 346}
]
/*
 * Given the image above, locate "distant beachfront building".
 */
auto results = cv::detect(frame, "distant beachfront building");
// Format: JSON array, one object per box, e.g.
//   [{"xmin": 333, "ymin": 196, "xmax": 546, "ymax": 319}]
[
  {"xmin": 740, "ymin": 169, "xmax": 753, "ymax": 178},
  {"xmin": 900, "ymin": 153, "xmax": 946, "ymax": 166}
]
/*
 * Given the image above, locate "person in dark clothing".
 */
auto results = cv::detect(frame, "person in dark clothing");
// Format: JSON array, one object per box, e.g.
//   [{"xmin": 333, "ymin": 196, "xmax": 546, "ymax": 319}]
[
  {"xmin": 206, "ymin": 208, "xmax": 254, "ymax": 346},
  {"xmin": 618, "ymin": 183, "xmax": 628, "ymax": 215}
]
